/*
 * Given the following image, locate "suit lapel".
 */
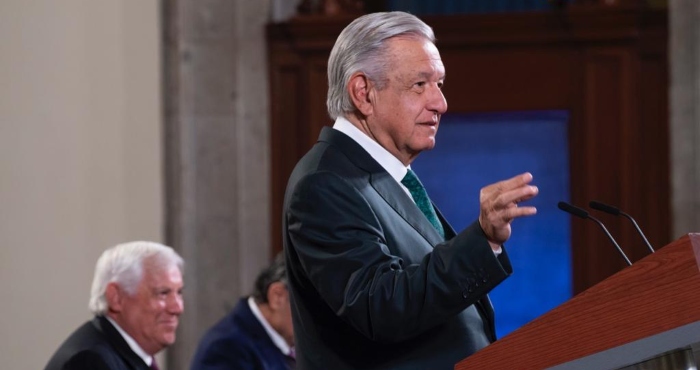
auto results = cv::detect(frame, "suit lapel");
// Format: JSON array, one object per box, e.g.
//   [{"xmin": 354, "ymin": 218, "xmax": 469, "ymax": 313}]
[
  {"xmin": 319, "ymin": 127, "xmax": 444, "ymax": 246},
  {"xmin": 94, "ymin": 316, "xmax": 149, "ymax": 370},
  {"xmin": 370, "ymin": 171, "xmax": 444, "ymax": 246}
]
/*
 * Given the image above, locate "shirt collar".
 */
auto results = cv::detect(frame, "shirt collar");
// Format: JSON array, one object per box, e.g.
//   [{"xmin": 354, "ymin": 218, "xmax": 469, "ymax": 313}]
[
  {"xmin": 333, "ymin": 117, "xmax": 413, "ymax": 200},
  {"xmin": 333, "ymin": 116, "xmax": 409, "ymax": 184},
  {"xmin": 105, "ymin": 316, "xmax": 153, "ymax": 366},
  {"xmin": 247, "ymin": 296, "xmax": 292, "ymax": 356}
]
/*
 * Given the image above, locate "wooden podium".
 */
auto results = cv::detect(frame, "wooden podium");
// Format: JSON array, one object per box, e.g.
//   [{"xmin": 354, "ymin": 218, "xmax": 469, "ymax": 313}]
[{"xmin": 455, "ymin": 233, "xmax": 700, "ymax": 370}]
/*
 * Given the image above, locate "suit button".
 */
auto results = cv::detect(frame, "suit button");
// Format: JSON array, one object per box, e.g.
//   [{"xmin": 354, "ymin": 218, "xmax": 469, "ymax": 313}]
[{"xmin": 462, "ymin": 290, "xmax": 468, "ymax": 299}]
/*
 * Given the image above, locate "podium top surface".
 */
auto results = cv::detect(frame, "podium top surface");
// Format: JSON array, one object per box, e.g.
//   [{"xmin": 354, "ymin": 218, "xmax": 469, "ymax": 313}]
[{"xmin": 455, "ymin": 233, "xmax": 700, "ymax": 370}]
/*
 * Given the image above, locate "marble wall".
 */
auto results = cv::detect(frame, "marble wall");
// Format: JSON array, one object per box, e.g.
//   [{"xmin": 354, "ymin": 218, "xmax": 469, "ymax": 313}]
[
  {"xmin": 162, "ymin": 0, "xmax": 273, "ymax": 368},
  {"xmin": 670, "ymin": 0, "xmax": 700, "ymax": 238}
]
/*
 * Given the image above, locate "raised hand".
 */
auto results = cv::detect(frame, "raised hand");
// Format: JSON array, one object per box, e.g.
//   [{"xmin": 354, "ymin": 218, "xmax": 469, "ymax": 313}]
[{"xmin": 478, "ymin": 172, "xmax": 538, "ymax": 247}]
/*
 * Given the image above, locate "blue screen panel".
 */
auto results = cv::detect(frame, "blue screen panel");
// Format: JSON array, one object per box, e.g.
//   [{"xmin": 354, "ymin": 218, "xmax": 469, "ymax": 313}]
[{"xmin": 411, "ymin": 110, "xmax": 572, "ymax": 338}]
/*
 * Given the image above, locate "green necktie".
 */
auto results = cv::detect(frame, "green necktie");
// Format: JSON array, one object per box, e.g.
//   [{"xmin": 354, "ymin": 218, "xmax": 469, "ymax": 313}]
[{"xmin": 401, "ymin": 169, "xmax": 445, "ymax": 239}]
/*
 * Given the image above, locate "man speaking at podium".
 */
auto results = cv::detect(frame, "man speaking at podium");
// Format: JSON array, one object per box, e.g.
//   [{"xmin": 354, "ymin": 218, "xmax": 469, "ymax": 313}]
[{"xmin": 282, "ymin": 11, "xmax": 539, "ymax": 370}]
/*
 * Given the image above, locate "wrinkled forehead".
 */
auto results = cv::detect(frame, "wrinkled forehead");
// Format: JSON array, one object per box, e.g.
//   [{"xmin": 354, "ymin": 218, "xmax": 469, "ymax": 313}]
[
  {"xmin": 384, "ymin": 37, "xmax": 445, "ymax": 76},
  {"xmin": 142, "ymin": 253, "xmax": 183, "ymax": 273},
  {"xmin": 386, "ymin": 36, "xmax": 442, "ymax": 60},
  {"xmin": 138, "ymin": 258, "xmax": 183, "ymax": 284}
]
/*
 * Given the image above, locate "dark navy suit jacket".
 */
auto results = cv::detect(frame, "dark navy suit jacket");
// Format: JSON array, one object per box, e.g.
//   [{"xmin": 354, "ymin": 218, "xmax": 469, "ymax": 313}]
[
  {"xmin": 190, "ymin": 298, "xmax": 293, "ymax": 370},
  {"xmin": 44, "ymin": 316, "xmax": 150, "ymax": 370},
  {"xmin": 283, "ymin": 127, "xmax": 513, "ymax": 370}
]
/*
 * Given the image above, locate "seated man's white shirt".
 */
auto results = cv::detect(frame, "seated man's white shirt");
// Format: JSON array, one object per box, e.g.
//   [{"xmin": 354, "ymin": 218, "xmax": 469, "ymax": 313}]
[
  {"xmin": 105, "ymin": 316, "xmax": 153, "ymax": 366},
  {"xmin": 248, "ymin": 297, "xmax": 293, "ymax": 356}
]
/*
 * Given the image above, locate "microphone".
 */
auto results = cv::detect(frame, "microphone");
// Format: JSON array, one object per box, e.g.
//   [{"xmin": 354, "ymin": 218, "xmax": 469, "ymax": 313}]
[
  {"xmin": 589, "ymin": 200, "xmax": 655, "ymax": 254},
  {"xmin": 557, "ymin": 201, "xmax": 632, "ymax": 266}
]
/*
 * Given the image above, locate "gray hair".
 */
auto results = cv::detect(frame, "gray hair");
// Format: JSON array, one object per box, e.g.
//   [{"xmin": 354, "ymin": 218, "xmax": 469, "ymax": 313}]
[
  {"xmin": 88, "ymin": 241, "xmax": 184, "ymax": 315},
  {"xmin": 252, "ymin": 253, "xmax": 287, "ymax": 304},
  {"xmin": 326, "ymin": 11, "xmax": 435, "ymax": 120}
]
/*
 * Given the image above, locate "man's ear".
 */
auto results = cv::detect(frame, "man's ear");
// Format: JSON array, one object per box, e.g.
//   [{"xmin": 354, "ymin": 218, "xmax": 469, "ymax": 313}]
[
  {"xmin": 105, "ymin": 282, "xmax": 123, "ymax": 313},
  {"xmin": 347, "ymin": 72, "xmax": 374, "ymax": 116},
  {"xmin": 266, "ymin": 281, "xmax": 288, "ymax": 311}
]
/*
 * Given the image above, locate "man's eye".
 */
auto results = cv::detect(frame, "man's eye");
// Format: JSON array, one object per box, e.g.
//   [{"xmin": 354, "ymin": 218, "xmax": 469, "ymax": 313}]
[
  {"xmin": 437, "ymin": 81, "xmax": 444, "ymax": 89},
  {"xmin": 414, "ymin": 81, "xmax": 426, "ymax": 87}
]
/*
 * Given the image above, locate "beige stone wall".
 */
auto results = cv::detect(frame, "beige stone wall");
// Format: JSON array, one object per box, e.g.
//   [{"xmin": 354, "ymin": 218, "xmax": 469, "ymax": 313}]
[
  {"xmin": 670, "ymin": 0, "xmax": 700, "ymax": 238},
  {"xmin": 162, "ymin": 1, "xmax": 273, "ymax": 368},
  {"xmin": 0, "ymin": 1, "xmax": 162, "ymax": 369}
]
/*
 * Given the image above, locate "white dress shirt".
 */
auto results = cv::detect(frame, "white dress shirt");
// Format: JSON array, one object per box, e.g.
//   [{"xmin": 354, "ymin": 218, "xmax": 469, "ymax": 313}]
[
  {"xmin": 247, "ymin": 297, "xmax": 293, "ymax": 357},
  {"xmin": 333, "ymin": 116, "xmax": 413, "ymax": 199},
  {"xmin": 105, "ymin": 316, "xmax": 153, "ymax": 366}
]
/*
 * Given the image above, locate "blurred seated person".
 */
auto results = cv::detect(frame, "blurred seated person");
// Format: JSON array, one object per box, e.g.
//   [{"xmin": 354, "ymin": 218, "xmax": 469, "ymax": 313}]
[
  {"xmin": 45, "ymin": 241, "xmax": 185, "ymax": 370},
  {"xmin": 191, "ymin": 253, "xmax": 295, "ymax": 370}
]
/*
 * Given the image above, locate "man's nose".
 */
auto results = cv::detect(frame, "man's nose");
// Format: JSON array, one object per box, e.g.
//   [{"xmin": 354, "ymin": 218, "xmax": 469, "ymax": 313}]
[
  {"xmin": 168, "ymin": 295, "xmax": 184, "ymax": 314},
  {"xmin": 427, "ymin": 87, "xmax": 448, "ymax": 114}
]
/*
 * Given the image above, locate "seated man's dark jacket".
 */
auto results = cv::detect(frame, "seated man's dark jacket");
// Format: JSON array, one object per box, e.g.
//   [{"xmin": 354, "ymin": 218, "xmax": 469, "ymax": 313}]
[
  {"xmin": 191, "ymin": 298, "xmax": 293, "ymax": 370},
  {"xmin": 44, "ymin": 315, "xmax": 150, "ymax": 370},
  {"xmin": 283, "ymin": 127, "xmax": 513, "ymax": 370}
]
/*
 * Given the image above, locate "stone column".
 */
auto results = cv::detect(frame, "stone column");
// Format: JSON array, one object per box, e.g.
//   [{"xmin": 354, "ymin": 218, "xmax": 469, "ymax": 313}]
[
  {"xmin": 162, "ymin": 1, "xmax": 272, "ymax": 369},
  {"xmin": 670, "ymin": 0, "xmax": 700, "ymax": 238}
]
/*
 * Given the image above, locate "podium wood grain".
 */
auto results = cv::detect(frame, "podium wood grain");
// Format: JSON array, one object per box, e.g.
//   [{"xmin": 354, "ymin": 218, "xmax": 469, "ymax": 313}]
[{"xmin": 455, "ymin": 233, "xmax": 700, "ymax": 370}]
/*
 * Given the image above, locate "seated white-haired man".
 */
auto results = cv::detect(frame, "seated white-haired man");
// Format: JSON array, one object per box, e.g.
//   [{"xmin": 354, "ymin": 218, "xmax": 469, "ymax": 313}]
[{"xmin": 45, "ymin": 241, "xmax": 184, "ymax": 370}]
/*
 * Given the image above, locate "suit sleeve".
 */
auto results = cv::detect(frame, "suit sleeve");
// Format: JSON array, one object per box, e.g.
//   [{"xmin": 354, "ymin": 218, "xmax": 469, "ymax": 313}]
[
  {"xmin": 287, "ymin": 171, "xmax": 512, "ymax": 343},
  {"xmin": 191, "ymin": 342, "xmax": 257, "ymax": 370},
  {"xmin": 62, "ymin": 351, "xmax": 114, "ymax": 370}
]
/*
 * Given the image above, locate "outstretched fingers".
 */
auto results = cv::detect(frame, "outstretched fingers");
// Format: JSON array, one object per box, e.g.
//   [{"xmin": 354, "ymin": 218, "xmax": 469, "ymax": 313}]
[{"xmin": 479, "ymin": 172, "xmax": 539, "ymax": 245}]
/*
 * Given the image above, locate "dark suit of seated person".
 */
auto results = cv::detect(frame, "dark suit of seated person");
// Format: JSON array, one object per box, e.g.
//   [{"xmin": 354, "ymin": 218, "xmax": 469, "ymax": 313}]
[
  {"xmin": 191, "ymin": 253, "xmax": 295, "ymax": 370},
  {"xmin": 44, "ymin": 241, "xmax": 184, "ymax": 370}
]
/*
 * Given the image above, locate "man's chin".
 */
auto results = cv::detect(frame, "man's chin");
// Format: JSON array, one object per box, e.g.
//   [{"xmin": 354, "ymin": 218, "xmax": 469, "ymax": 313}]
[
  {"xmin": 159, "ymin": 333, "xmax": 177, "ymax": 346},
  {"xmin": 418, "ymin": 140, "xmax": 436, "ymax": 152}
]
